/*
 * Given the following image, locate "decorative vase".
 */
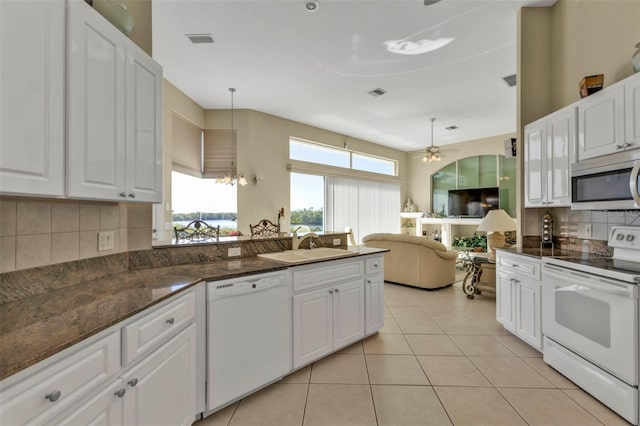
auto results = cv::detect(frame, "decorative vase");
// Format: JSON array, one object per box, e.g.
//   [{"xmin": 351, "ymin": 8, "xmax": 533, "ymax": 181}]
[{"xmin": 633, "ymin": 42, "xmax": 640, "ymax": 74}]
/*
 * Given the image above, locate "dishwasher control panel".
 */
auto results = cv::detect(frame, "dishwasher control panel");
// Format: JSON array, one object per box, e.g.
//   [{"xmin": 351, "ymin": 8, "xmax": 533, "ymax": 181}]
[{"xmin": 208, "ymin": 271, "xmax": 289, "ymax": 298}]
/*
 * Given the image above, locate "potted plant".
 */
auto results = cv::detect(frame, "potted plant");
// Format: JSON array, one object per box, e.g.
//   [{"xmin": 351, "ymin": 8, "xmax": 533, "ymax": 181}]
[{"xmin": 452, "ymin": 232, "xmax": 487, "ymax": 252}]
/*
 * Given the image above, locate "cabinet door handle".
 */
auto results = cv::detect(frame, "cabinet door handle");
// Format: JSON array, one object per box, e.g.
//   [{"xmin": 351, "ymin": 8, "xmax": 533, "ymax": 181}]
[
  {"xmin": 45, "ymin": 390, "xmax": 61, "ymax": 402},
  {"xmin": 329, "ymin": 289, "xmax": 334, "ymax": 294},
  {"xmin": 616, "ymin": 144, "xmax": 625, "ymax": 149},
  {"xmin": 334, "ymin": 288, "xmax": 339, "ymax": 293},
  {"xmin": 625, "ymin": 142, "xmax": 633, "ymax": 148},
  {"xmin": 512, "ymin": 264, "xmax": 519, "ymax": 268},
  {"xmin": 128, "ymin": 193, "xmax": 136, "ymax": 199},
  {"xmin": 128, "ymin": 378, "xmax": 138, "ymax": 387},
  {"xmin": 166, "ymin": 317, "xmax": 175, "ymax": 325},
  {"xmin": 115, "ymin": 388, "xmax": 126, "ymax": 398},
  {"xmin": 119, "ymin": 192, "xmax": 127, "ymax": 198},
  {"xmin": 367, "ymin": 279, "xmax": 372, "ymax": 284}
]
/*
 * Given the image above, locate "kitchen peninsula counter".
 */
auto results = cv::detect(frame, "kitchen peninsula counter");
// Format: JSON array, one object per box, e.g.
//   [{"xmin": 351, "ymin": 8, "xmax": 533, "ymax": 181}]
[{"xmin": 0, "ymin": 246, "xmax": 386, "ymax": 381}]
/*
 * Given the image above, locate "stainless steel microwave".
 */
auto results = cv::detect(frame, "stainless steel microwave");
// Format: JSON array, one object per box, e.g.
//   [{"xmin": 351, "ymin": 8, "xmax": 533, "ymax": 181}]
[{"xmin": 571, "ymin": 151, "xmax": 640, "ymax": 210}]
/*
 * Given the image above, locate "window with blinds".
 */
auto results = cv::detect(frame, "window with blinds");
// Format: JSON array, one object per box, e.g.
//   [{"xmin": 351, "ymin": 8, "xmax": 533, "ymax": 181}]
[
  {"xmin": 171, "ymin": 114, "xmax": 202, "ymax": 178},
  {"xmin": 203, "ymin": 129, "xmax": 236, "ymax": 178},
  {"xmin": 324, "ymin": 177, "xmax": 400, "ymax": 243}
]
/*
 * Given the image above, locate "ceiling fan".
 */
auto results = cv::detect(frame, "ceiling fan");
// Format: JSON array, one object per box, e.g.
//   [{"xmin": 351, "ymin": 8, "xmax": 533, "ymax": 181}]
[{"xmin": 422, "ymin": 117, "xmax": 443, "ymax": 163}]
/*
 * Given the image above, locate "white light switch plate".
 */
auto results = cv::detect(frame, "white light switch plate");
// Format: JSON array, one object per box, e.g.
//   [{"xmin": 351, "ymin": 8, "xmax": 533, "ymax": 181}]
[{"xmin": 228, "ymin": 247, "xmax": 241, "ymax": 257}]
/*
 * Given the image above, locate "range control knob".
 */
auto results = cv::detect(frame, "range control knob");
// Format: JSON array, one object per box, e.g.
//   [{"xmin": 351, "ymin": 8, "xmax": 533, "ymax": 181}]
[
  {"xmin": 626, "ymin": 234, "xmax": 635, "ymax": 242},
  {"xmin": 616, "ymin": 233, "xmax": 625, "ymax": 241}
]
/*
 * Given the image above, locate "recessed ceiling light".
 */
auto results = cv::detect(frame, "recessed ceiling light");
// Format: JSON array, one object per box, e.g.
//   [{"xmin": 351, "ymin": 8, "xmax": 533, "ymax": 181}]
[
  {"xmin": 503, "ymin": 74, "xmax": 517, "ymax": 87},
  {"xmin": 185, "ymin": 34, "xmax": 214, "ymax": 44},
  {"xmin": 445, "ymin": 125, "xmax": 458, "ymax": 131},
  {"xmin": 368, "ymin": 88, "xmax": 386, "ymax": 97},
  {"xmin": 305, "ymin": 1, "xmax": 319, "ymax": 12}
]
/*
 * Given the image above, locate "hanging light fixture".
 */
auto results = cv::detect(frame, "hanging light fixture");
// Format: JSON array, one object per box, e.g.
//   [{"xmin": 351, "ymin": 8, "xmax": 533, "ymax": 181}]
[
  {"xmin": 217, "ymin": 88, "xmax": 247, "ymax": 186},
  {"xmin": 422, "ymin": 117, "xmax": 442, "ymax": 163}
]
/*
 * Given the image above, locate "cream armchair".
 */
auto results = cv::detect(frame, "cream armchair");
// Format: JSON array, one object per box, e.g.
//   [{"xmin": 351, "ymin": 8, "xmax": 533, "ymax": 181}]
[{"xmin": 362, "ymin": 233, "xmax": 459, "ymax": 289}]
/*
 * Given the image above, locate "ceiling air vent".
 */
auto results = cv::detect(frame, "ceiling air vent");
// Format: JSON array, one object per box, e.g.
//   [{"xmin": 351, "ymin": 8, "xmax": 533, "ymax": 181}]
[
  {"xmin": 503, "ymin": 74, "xmax": 517, "ymax": 87},
  {"xmin": 186, "ymin": 34, "xmax": 215, "ymax": 44},
  {"xmin": 445, "ymin": 125, "xmax": 458, "ymax": 131},
  {"xmin": 368, "ymin": 88, "xmax": 387, "ymax": 97}
]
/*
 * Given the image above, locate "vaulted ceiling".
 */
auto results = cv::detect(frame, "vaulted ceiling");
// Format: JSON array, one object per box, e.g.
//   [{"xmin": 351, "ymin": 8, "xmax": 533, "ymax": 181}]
[{"xmin": 153, "ymin": 0, "xmax": 556, "ymax": 152}]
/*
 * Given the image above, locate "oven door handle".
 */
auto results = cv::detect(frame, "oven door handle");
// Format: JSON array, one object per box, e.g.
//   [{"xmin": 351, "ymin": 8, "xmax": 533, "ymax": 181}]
[
  {"xmin": 544, "ymin": 265, "xmax": 637, "ymax": 299},
  {"xmin": 630, "ymin": 160, "xmax": 640, "ymax": 208}
]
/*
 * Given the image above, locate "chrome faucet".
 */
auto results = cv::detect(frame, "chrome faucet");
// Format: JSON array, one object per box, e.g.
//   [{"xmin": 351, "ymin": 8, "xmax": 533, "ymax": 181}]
[{"xmin": 292, "ymin": 231, "xmax": 319, "ymax": 250}]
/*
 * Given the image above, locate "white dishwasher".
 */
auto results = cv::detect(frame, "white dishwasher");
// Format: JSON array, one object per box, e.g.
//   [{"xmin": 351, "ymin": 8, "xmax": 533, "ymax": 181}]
[{"xmin": 206, "ymin": 270, "xmax": 292, "ymax": 412}]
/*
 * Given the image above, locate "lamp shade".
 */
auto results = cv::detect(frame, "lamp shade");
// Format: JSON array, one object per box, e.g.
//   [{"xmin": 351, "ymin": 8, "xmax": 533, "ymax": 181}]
[{"xmin": 477, "ymin": 209, "xmax": 515, "ymax": 232}]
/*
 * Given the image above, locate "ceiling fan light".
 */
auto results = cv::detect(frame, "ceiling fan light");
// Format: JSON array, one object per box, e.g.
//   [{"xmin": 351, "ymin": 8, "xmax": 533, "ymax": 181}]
[{"xmin": 422, "ymin": 155, "xmax": 428, "ymax": 163}]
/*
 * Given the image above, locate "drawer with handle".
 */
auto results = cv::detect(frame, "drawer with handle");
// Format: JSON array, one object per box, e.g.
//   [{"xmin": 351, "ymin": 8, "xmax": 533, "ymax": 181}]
[
  {"xmin": 0, "ymin": 331, "xmax": 120, "ymax": 426},
  {"xmin": 365, "ymin": 256, "xmax": 383, "ymax": 275},
  {"xmin": 122, "ymin": 291, "xmax": 195, "ymax": 365},
  {"xmin": 497, "ymin": 252, "xmax": 540, "ymax": 280}
]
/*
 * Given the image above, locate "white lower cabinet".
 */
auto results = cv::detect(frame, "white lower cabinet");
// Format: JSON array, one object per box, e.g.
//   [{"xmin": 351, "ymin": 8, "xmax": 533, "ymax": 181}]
[
  {"xmin": 122, "ymin": 324, "xmax": 196, "ymax": 426},
  {"xmin": 496, "ymin": 251, "xmax": 542, "ymax": 351},
  {"xmin": 293, "ymin": 279, "xmax": 364, "ymax": 368},
  {"xmin": 0, "ymin": 289, "xmax": 199, "ymax": 426},
  {"xmin": 51, "ymin": 379, "xmax": 125, "ymax": 426}
]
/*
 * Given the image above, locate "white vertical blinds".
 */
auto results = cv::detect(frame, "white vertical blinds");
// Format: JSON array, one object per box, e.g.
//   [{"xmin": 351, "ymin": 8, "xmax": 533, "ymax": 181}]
[
  {"xmin": 325, "ymin": 177, "xmax": 400, "ymax": 243},
  {"xmin": 203, "ymin": 129, "xmax": 236, "ymax": 178},
  {"xmin": 171, "ymin": 114, "xmax": 202, "ymax": 178}
]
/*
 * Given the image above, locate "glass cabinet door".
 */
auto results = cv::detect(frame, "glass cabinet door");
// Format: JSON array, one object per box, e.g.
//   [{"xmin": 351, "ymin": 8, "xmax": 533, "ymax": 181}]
[{"xmin": 431, "ymin": 162, "xmax": 457, "ymax": 215}]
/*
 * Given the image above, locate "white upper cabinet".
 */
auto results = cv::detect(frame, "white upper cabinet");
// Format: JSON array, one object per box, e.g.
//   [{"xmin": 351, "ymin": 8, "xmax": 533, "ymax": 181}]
[
  {"xmin": 125, "ymin": 48, "xmax": 163, "ymax": 202},
  {"xmin": 524, "ymin": 105, "xmax": 575, "ymax": 208},
  {"xmin": 625, "ymin": 72, "xmax": 640, "ymax": 149},
  {"xmin": 524, "ymin": 118, "xmax": 545, "ymax": 208},
  {"xmin": 0, "ymin": 0, "xmax": 65, "ymax": 197},
  {"xmin": 545, "ymin": 106, "xmax": 575, "ymax": 207},
  {"xmin": 1, "ymin": 0, "xmax": 162, "ymax": 202},
  {"xmin": 67, "ymin": 0, "xmax": 127, "ymax": 200},
  {"xmin": 577, "ymin": 81, "xmax": 626, "ymax": 161},
  {"xmin": 67, "ymin": 0, "xmax": 162, "ymax": 202}
]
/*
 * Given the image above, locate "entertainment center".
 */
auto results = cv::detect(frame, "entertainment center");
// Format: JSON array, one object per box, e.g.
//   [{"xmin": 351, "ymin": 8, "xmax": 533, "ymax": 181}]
[{"xmin": 399, "ymin": 213, "xmax": 483, "ymax": 249}]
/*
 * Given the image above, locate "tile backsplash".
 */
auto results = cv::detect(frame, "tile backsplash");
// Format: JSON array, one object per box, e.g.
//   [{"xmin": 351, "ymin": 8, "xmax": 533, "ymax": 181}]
[
  {"xmin": 0, "ymin": 197, "xmax": 152, "ymax": 273},
  {"xmin": 524, "ymin": 207, "xmax": 640, "ymax": 241}
]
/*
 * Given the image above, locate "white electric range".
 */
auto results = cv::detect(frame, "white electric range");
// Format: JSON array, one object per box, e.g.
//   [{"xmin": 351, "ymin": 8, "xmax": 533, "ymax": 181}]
[{"xmin": 542, "ymin": 226, "xmax": 640, "ymax": 425}]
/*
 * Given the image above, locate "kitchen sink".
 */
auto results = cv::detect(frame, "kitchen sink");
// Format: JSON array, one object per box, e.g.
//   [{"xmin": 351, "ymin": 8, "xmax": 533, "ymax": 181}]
[{"xmin": 257, "ymin": 248, "xmax": 356, "ymax": 264}]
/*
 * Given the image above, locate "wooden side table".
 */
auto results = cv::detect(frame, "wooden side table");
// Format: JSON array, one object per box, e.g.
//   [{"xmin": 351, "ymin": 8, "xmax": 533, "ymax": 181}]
[{"xmin": 462, "ymin": 256, "xmax": 496, "ymax": 299}]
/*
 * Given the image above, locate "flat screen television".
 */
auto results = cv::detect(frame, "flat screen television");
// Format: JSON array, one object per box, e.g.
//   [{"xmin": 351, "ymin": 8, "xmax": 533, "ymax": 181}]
[{"xmin": 448, "ymin": 187, "xmax": 499, "ymax": 217}]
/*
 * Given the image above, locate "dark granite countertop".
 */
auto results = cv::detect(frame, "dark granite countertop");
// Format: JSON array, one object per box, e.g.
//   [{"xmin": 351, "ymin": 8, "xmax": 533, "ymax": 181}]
[
  {"xmin": 496, "ymin": 246, "xmax": 589, "ymax": 260},
  {"xmin": 0, "ymin": 248, "xmax": 387, "ymax": 381}
]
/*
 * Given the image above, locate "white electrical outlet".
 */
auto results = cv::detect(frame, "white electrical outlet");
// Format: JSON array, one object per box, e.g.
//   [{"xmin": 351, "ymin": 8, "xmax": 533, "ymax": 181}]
[
  {"xmin": 579, "ymin": 224, "xmax": 592, "ymax": 238},
  {"xmin": 333, "ymin": 238, "xmax": 341, "ymax": 246},
  {"xmin": 228, "ymin": 247, "xmax": 241, "ymax": 257},
  {"xmin": 98, "ymin": 231, "xmax": 115, "ymax": 251}
]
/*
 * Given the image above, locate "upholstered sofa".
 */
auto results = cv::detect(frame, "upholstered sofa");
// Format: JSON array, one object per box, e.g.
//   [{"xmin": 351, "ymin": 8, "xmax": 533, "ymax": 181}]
[{"xmin": 362, "ymin": 233, "xmax": 459, "ymax": 289}]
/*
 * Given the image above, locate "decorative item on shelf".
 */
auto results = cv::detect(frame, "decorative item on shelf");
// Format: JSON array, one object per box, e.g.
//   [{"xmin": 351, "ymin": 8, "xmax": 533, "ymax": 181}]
[
  {"xmin": 91, "ymin": 0, "xmax": 135, "ymax": 36},
  {"xmin": 633, "ymin": 42, "xmax": 640, "ymax": 73},
  {"xmin": 579, "ymin": 74, "xmax": 604, "ymax": 98},
  {"xmin": 477, "ymin": 209, "xmax": 516, "ymax": 259},
  {"xmin": 215, "ymin": 88, "xmax": 247, "ymax": 186},
  {"xmin": 541, "ymin": 210, "xmax": 554, "ymax": 250},
  {"xmin": 401, "ymin": 219, "xmax": 415, "ymax": 235},
  {"xmin": 403, "ymin": 198, "xmax": 417, "ymax": 212}
]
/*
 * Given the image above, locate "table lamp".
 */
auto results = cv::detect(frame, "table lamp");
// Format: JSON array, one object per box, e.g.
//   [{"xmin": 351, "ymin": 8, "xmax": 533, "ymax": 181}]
[{"xmin": 477, "ymin": 209, "xmax": 516, "ymax": 259}]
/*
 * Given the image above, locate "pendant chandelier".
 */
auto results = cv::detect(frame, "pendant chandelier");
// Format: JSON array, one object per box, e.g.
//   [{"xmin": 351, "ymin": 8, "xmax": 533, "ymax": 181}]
[{"xmin": 215, "ymin": 88, "xmax": 247, "ymax": 186}]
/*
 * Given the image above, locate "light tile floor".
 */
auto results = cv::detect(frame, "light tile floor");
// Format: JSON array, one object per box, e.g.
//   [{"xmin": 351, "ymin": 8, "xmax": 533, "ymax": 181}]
[{"xmin": 196, "ymin": 275, "xmax": 630, "ymax": 426}]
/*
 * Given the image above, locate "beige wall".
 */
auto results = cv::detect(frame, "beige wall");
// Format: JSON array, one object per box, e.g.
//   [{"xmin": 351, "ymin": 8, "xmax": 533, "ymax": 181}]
[
  {"xmin": 204, "ymin": 109, "xmax": 407, "ymax": 235},
  {"xmin": 121, "ymin": 0, "xmax": 152, "ymax": 56},
  {"xmin": 550, "ymin": 0, "xmax": 640, "ymax": 111},
  {"xmin": 406, "ymin": 133, "xmax": 515, "ymax": 215},
  {"xmin": 155, "ymin": 80, "xmax": 206, "ymax": 241}
]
